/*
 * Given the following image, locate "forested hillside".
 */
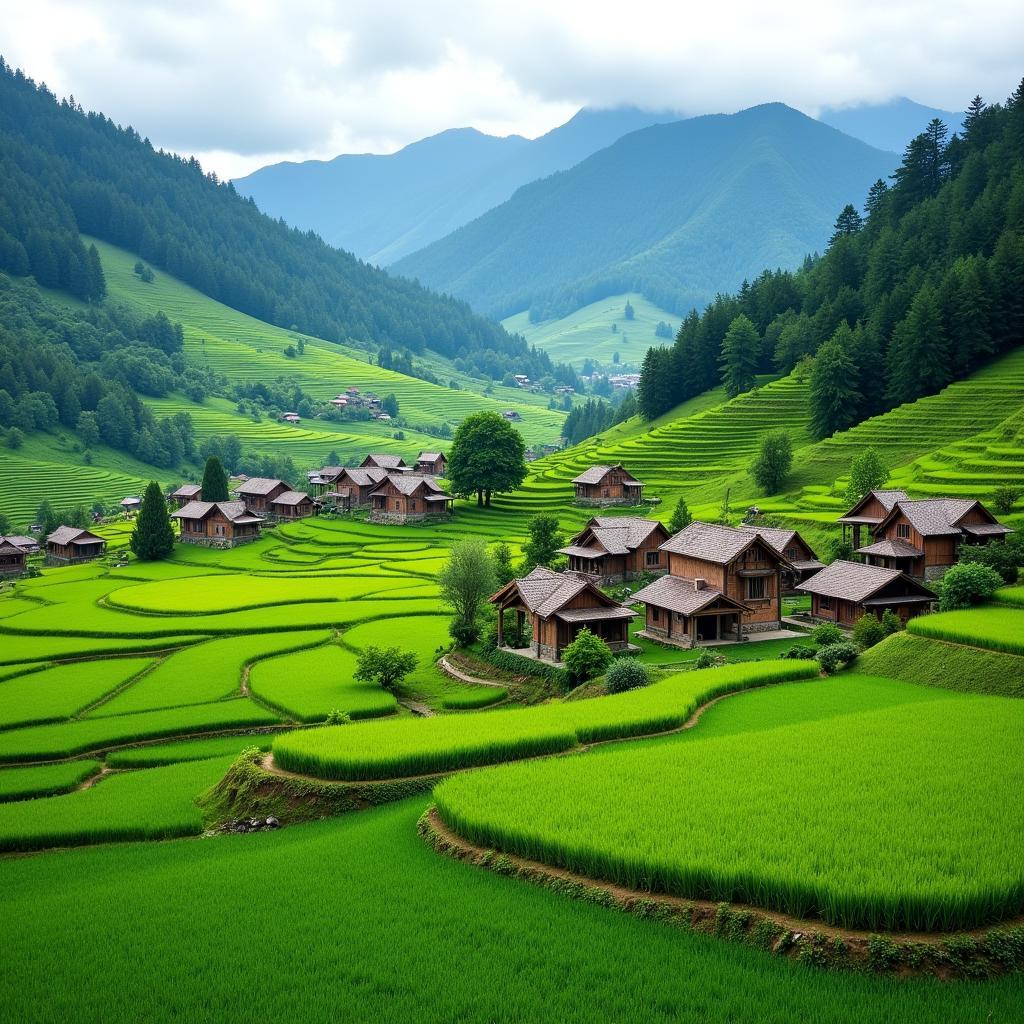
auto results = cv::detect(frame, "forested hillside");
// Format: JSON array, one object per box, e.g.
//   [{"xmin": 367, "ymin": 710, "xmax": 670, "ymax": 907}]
[
  {"xmin": 0, "ymin": 59, "xmax": 556, "ymax": 383},
  {"xmin": 236, "ymin": 106, "xmax": 676, "ymax": 266},
  {"xmin": 636, "ymin": 86, "xmax": 1024, "ymax": 444},
  {"xmin": 392, "ymin": 103, "xmax": 896, "ymax": 319}
]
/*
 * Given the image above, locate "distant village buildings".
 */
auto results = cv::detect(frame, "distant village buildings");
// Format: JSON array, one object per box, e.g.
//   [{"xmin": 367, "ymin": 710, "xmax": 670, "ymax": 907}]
[{"xmin": 572, "ymin": 465, "xmax": 646, "ymax": 506}]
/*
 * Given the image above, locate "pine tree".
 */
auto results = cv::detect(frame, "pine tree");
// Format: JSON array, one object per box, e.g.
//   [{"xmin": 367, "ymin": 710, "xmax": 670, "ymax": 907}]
[
  {"xmin": 886, "ymin": 282, "xmax": 949, "ymax": 405},
  {"xmin": 667, "ymin": 496, "xmax": 692, "ymax": 534},
  {"xmin": 130, "ymin": 481, "xmax": 175, "ymax": 561},
  {"xmin": 201, "ymin": 455, "xmax": 229, "ymax": 501},
  {"xmin": 809, "ymin": 337, "xmax": 861, "ymax": 440},
  {"xmin": 718, "ymin": 314, "xmax": 760, "ymax": 398},
  {"xmin": 864, "ymin": 179, "xmax": 889, "ymax": 220},
  {"xmin": 829, "ymin": 204, "xmax": 863, "ymax": 244}
]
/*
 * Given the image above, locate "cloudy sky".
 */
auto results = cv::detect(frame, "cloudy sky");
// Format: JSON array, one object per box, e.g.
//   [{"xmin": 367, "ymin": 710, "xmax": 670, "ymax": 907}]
[{"xmin": 5, "ymin": 0, "xmax": 1022, "ymax": 179}]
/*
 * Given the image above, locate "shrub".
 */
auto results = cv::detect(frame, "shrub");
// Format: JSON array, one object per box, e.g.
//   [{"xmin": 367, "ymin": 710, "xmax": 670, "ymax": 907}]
[
  {"xmin": 939, "ymin": 563, "xmax": 1004, "ymax": 611},
  {"xmin": 449, "ymin": 619, "xmax": 482, "ymax": 647},
  {"xmin": 605, "ymin": 659, "xmax": 650, "ymax": 694},
  {"xmin": 852, "ymin": 613, "xmax": 885, "ymax": 650},
  {"xmin": 324, "ymin": 710, "xmax": 352, "ymax": 725},
  {"xmin": 816, "ymin": 641, "xmax": 859, "ymax": 674},
  {"xmin": 354, "ymin": 646, "xmax": 419, "ymax": 692},
  {"xmin": 879, "ymin": 608, "xmax": 903, "ymax": 637},
  {"xmin": 694, "ymin": 650, "xmax": 716, "ymax": 669},
  {"xmin": 781, "ymin": 644, "xmax": 816, "ymax": 659},
  {"xmin": 812, "ymin": 622, "xmax": 844, "ymax": 647},
  {"xmin": 959, "ymin": 543, "xmax": 1019, "ymax": 585},
  {"xmin": 992, "ymin": 485, "xmax": 1021, "ymax": 516},
  {"xmin": 562, "ymin": 629, "xmax": 612, "ymax": 684},
  {"xmin": 749, "ymin": 430, "xmax": 793, "ymax": 494}
]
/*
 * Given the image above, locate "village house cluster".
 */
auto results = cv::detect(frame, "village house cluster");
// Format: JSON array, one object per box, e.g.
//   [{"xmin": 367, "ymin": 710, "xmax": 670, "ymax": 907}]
[{"xmin": 490, "ymin": 471, "xmax": 1014, "ymax": 663}]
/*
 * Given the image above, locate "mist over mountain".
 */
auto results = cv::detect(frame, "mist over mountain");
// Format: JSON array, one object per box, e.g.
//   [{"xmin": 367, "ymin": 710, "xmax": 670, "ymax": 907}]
[
  {"xmin": 819, "ymin": 96, "xmax": 967, "ymax": 153},
  {"xmin": 234, "ymin": 106, "xmax": 679, "ymax": 265}
]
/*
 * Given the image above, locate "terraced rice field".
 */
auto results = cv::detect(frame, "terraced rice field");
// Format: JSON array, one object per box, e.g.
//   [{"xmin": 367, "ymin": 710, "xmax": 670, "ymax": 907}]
[
  {"xmin": 906, "ymin": 606, "xmax": 1024, "ymax": 656},
  {"xmin": 435, "ymin": 674, "xmax": 1024, "ymax": 932}
]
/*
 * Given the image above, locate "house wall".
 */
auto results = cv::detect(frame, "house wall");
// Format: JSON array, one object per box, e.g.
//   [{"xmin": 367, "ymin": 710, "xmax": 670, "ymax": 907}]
[
  {"xmin": 667, "ymin": 553, "xmax": 725, "ymax": 589},
  {"xmin": 0, "ymin": 552, "xmax": 25, "ymax": 574},
  {"xmin": 724, "ymin": 542, "xmax": 782, "ymax": 629},
  {"xmin": 271, "ymin": 500, "xmax": 314, "ymax": 520},
  {"xmin": 810, "ymin": 594, "xmax": 860, "ymax": 626},
  {"xmin": 238, "ymin": 483, "xmax": 288, "ymax": 513},
  {"xmin": 46, "ymin": 541, "xmax": 105, "ymax": 565},
  {"xmin": 630, "ymin": 531, "xmax": 667, "ymax": 575},
  {"xmin": 575, "ymin": 469, "xmax": 642, "ymax": 506},
  {"xmin": 179, "ymin": 511, "xmax": 260, "ymax": 547}
]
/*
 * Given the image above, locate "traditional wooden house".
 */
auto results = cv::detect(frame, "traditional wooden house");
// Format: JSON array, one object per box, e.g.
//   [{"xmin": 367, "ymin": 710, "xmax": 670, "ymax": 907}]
[
  {"xmin": 560, "ymin": 516, "xmax": 670, "ymax": 584},
  {"xmin": 330, "ymin": 466, "xmax": 390, "ymax": 509},
  {"xmin": 368, "ymin": 474, "xmax": 454, "ymax": 524},
  {"xmin": 307, "ymin": 467, "xmax": 344, "ymax": 497},
  {"xmin": 4, "ymin": 536, "xmax": 40, "ymax": 555},
  {"xmin": 169, "ymin": 484, "xmax": 202, "ymax": 509},
  {"xmin": 799, "ymin": 560, "xmax": 935, "ymax": 626},
  {"xmin": 738, "ymin": 525, "xmax": 824, "ymax": 592},
  {"xmin": 233, "ymin": 478, "xmax": 291, "ymax": 514},
  {"xmin": 172, "ymin": 501, "xmax": 264, "ymax": 547},
  {"xmin": 500, "ymin": 410, "xmax": 521, "ymax": 421},
  {"xmin": 46, "ymin": 526, "xmax": 107, "ymax": 565},
  {"xmin": 572, "ymin": 465, "xmax": 645, "ymax": 506},
  {"xmin": 0, "ymin": 537, "xmax": 27, "ymax": 576},
  {"xmin": 120, "ymin": 496, "xmax": 141, "ymax": 516},
  {"xmin": 631, "ymin": 521, "xmax": 791, "ymax": 646},
  {"xmin": 361, "ymin": 453, "xmax": 408, "ymax": 471},
  {"xmin": 837, "ymin": 489, "xmax": 909, "ymax": 548},
  {"xmin": 490, "ymin": 566, "xmax": 637, "ymax": 662},
  {"xmin": 414, "ymin": 451, "xmax": 447, "ymax": 476},
  {"xmin": 856, "ymin": 498, "xmax": 1013, "ymax": 581},
  {"xmin": 268, "ymin": 490, "xmax": 316, "ymax": 520}
]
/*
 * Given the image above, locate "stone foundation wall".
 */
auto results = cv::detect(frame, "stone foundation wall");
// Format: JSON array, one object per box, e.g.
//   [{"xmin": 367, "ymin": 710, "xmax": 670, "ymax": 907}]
[
  {"xmin": 536, "ymin": 642, "xmax": 558, "ymax": 662},
  {"xmin": 742, "ymin": 619, "xmax": 781, "ymax": 634},
  {"xmin": 923, "ymin": 564, "xmax": 952, "ymax": 582},
  {"xmin": 177, "ymin": 535, "xmax": 260, "ymax": 549},
  {"xmin": 575, "ymin": 497, "xmax": 639, "ymax": 508},
  {"xmin": 368, "ymin": 511, "xmax": 453, "ymax": 526}
]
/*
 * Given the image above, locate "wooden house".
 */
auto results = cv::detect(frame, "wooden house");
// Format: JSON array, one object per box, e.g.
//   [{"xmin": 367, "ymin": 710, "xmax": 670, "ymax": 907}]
[
  {"xmin": 268, "ymin": 490, "xmax": 316, "ymax": 520},
  {"xmin": 560, "ymin": 516, "xmax": 670, "ymax": 584},
  {"xmin": 46, "ymin": 526, "xmax": 107, "ymax": 565},
  {"xmin": 4, "ymin": 536, "xmax": 39, "ymax": 555},
  {"xmin": 368, "ymin": 474, "xmax": 454, "ymax": 524},
  {"xmin": 233, "ymin": 478, "xmax": 291, "ymax": 514},
  {"xmin": 0, "ymin": 537, "xmax": 27, "ymax": 576},
  {"xmin": 856, "ymin": 498, "xmax": 1013, "ymax": 581},
  {"xmin": 414, "ymin": 451, "xmax": 447, "ymax": 476},
  {"xmin": 631, "ymin": 521, "xmax": 791, "ymax": 646},
  {"xmin": 490, "ymin": 566, "xmax": 637, "ymax": 662},
  {"xmin": 169, "ymin": 484, "xmax": 202, "ymax": 509},
  {"xmin": 572, "ymin": 465, "xmax": 645, "ymax": 506},
  {"xmin": 837, "ymin": 490, "xmax": 908, "ymax": 548},
  {"xmin": 501, "ymin": 410, "xmax": 521, "ymax": 421},
  {"xmin": 330, "ymin": 466, "xmax": 390, "ymax": 509},
  {"xmin": 172, "ymin": 501, "xmax": 264, "ymax": 547},
  {"xmin": 799, "ymin": 560, "xmax": 935, "ymax": 626},
  {"xmin": 120, "ymin": 496, "xmax": 141, "ymax": 516},
  {"xmin": 738, "ymin": 524, "xmax": 824, "ymax": 592},
  {"xmin": 307, "ymin": 467, "xmax": 344, "ymax": 497},
  {"xmin": 361, "ymin": 453, "xmax": 408, "ymax": 471}
]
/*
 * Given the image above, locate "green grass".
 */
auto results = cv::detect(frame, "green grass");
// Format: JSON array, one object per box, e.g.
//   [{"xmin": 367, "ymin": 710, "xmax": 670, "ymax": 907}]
[
  {"xmin": 0, "ymin": 699, "xmax": 280, "ymax": 763},
  {"xmin": 272, "ymin": 661, "xmax": 817, "ymax": 780},
  {"xmin": 631, "ymin": 630, "xmax": 813, "ymax": 666},
  {"xmin": 502, "ymin": 293, "xmax": 679, "ymax": 369},
  {"xmin": 440, "ymin": 688, "xmax": 508, "ymax": 710},
  {"xmin": 0, "ymin": 634, "xmax": 205, "ymax": 666},
  {"xmin": 105, "ymin": 734, "xmax": 275, "ymax": 768},
  {"xmin": 0, "ymin": 760, "xmax": 102, "ymax": 802},
  {"xmin": 0, "ymin": 657, "xmax": 154, "ymax": 728},
  {"xmin": 996, "ymin": 586, "xmax": 1024, "ymax": 606},
  {"xmin": 906, "ymin": 606, "xmax": 1024, "ymax": 656},
  {"xmin": 96, "ymin": 631, "xmax": 333, "ymax": 714},
  {"xmin": 248, "ymin": 642, "xmax": 399, "ymax": 723},
  {"xmin": 0, "ymin": 757, "xmax": 234, "ymax": 851},
  {"xmin": 435, "ymin": 674, "xmax": 1024, "ymax": 932},
  {"xmin": 857, "ymin": 631, "xmax": 1024, "ymax": 698},
  {"xmin": 2, "ymin": 798, "xmax": 1022, "ymax": 1024}
]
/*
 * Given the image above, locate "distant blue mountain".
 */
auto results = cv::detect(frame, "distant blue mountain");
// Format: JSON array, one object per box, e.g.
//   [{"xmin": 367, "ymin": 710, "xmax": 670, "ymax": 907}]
[
  {"xmin": 818, "ymin": 97, "xmax": 966, "ymax": 154},
  {"xmin": 234, "ymin": 106, "xmax": 679, "ymax": 265}
]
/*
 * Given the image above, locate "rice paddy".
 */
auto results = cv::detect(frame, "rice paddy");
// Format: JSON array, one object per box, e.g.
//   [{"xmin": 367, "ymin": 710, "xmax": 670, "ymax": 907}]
[{"xmin": 906, "ymin": 606, "xmax": 1024, "ymax": 656}]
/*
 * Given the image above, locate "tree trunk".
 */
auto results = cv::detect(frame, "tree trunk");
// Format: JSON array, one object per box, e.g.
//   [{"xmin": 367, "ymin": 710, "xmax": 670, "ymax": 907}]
[
  {"xmin": 485, "ymin": 489, "xmax": 492, "ymax": 507},
  {"xmin": 477, "ymin": 489, "xmax": 483, "ymax": 507}
]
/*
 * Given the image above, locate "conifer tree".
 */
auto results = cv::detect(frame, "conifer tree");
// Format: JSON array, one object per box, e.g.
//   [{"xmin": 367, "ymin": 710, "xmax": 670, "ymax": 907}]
[
  {"xmin": 829, "ymin": 204, "xmax": 863, "ymax": 244},
  {"xmin": 130, "ymin": 481, "xmax": 175, "ymax": 561},
  {"xmin": 200, "ymin": 455, "xmax": 229, "ymax": 501},
  {"xmin": 667, "ymin": 496, "xmax": 693, "ymax": 534},
  {"xmin": 809, "ymin": 337, "xmax": 861, "ymax": 440},
  {"xmin": 718, "ymin": 314, "xmax": 760, "ymax": 398},
  {"xmin": 886, "ymin": 282, "xmax": 948, "ymax": 405}
]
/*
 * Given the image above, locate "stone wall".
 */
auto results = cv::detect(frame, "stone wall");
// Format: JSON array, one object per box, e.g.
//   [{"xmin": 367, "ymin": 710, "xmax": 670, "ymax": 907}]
[{"xmin": 742, "ymin": 619, "xmax": 781, "ymax": 634}]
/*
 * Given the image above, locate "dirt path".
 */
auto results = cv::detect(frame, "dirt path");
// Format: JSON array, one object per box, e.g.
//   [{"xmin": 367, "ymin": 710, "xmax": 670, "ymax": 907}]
[
  {"xmin": 399, "ymin": 699, "xmax": 434, "ymax": 717},
  {"xmin": 436, "ymin": 656, "xmax": 508, "ymax": 689}
]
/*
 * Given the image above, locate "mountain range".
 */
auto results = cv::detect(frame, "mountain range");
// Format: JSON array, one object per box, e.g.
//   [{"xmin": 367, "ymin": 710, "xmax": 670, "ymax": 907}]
[
  {"xmin": 392, "ymin": 103, "xmax": 898, "ymax": 320},
  {"xmin": 234, "ymin": 106, "xmax": 680, "ymax": 265},
  {"xmin": 819, "ymin": 96, "xmax": 966, "ymax": 154}
]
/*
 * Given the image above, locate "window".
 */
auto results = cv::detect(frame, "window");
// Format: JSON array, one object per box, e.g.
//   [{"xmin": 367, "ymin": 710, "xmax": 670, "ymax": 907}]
[
  {"xmin": 746, "ymin": 575, "xmax": 768, "ymax": 600},
  {"xmin": 410, "ymin": 500, "xmax": 417, "ymax": 511},
  {"xmin": 645, "ymin": 550, "xmax": 659, "ymax": 567},
  {"xmin": 820, "ymin": 595, "xmax": 834, "ymax": 611},
  {"xmin": 651, "ymin": 606, "xmax": 660, "ymax": 623},
  {"xmin": 896, "ymin": 524, "xmax": 911, "ymax": 540},
  {"xmin": 394, "ymin": 500, "xmax": 400, "ymax": 511}
]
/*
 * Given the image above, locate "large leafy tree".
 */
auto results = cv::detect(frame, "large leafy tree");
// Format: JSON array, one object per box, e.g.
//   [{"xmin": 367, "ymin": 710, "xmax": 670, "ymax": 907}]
[
  {"xmin": 521, "ymin": 514, "xmax": 563, "ymax": 573},
  {"xmin": 749, "ymin": 430, "xmax": 793, "ymax": 494},
  {"xmin": 438, "ymin": 537, "xmax": 497, "ymax": 646},
  {"xmin": 354, "ymin": 646, "xmax": 418, "ymax": 693},
  {"xmin": 130, "ymin": 481, "xmax": 175, "ymax": 561},
  {"xmin": 447, "ymin": 412, "xmax": 526, "ymax": 507},
  {"xmin": 844, "ymin": 448, "xmax": 889, "ymax": 504},
  {"xmin": 200, "ymin": 455, "xmax": 229, "ymax": 501},
  {"xmin": 718, "ymin": 314, "xmax": 760, "ymax": 398}
]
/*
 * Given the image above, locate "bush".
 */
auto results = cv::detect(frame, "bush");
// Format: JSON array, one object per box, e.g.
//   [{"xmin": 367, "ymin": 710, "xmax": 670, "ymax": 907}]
[
  {"xmin": 816, "ymin": 641, "xmax": 859, "ymax": 674},
  {"xmin": 694, "ymin": 650, "xmax": 716, "ymax": 669},
  {"xmin": 353, "ymin": 646, "xmax": 418, "ymax": 692},
  {"xmin": 562, "ymin": 629, "xmax": 613, "ymax": 684},
  {"xmin": 939, "ymin": 562, "xmax": 1004, "ymax": 611},
  {"xmin": 812, "ymin": 622, "xmax": 844, "ymax": 647},
  {"xmin": 324, "ymin": 710, "xmax": 351, "ymax": 725},
  {"xmin": 780, "ymin": 644, "xmax": 816, "ymax": 659},
  {"xmin": 879, "ymin": 608, "xmax": 903, "ymax": 638},
  {"xmin": 992, "ymin": 485, "xmax": 1021, "ymax": 516},
  {"xmin": 852, "ymin": 613, "xmax": 885, "ymax": 650},
  {"xmin": 605, "ymin": 659, "xmax": 650, "ymax": 694},
  {"xmin": 449, "ymin": 619, "xmax": 481, "ymax": 646},
  {"xmin": 959, "ymin": 543, "xmax": 1020, "ymax": 585}
]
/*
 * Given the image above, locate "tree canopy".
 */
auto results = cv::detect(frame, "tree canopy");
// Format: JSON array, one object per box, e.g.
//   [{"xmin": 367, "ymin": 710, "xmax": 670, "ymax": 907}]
[
  {"xmin": 447, "ymin": 412, "xmax": 527, "ymax": 507},
  {"xmin": 129, "ymin": 481, "xmax": 175, "ymax": 561},
  {"xmin": 200, "ymin": 456, "xmax": 229, "ymax": 502}
]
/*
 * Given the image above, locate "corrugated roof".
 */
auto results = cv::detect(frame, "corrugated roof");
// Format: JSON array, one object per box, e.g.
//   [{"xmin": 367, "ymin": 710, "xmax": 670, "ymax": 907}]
[
  {"xmin": 417, "ymin": 452, "xmax": 444, "ymax": 462},
  {"xmin": 660, "ymin": 521, "xmax": 760, "ymax": 564},
  {"xmin": 961, "ymin": 522, "xmax": 1014, "ymax": 536},
  {"xmin": 555, "ymin": 605, "xmax": 636, "ymax": 623},
  {"xmin": 171, "ymin": 484, "xmax": 201, "ymax": 497},
  {"xmin": 371, "ymin": 473, "xmax": 450, "ymax": 498},
  {"xmin": 575, "ymin": 516, "xmax": 663, "ymax": 554},
  {"xmin": 798, "ymin": 560, "xmax": 933, "ymax": 602},
  {"xmin": 631, "ymin": 575, "xmax": 748, "ymax": 615},
  {"xmin": 340, "ymin": 467, "xmax": 389, "ymax": 487},
  {"xmin": 1, "ymin": 536, "xmax": 37, "ymax": 551},
  {"xmin": 558, "ymin": 545, "xmax": 607, "ymax": 560},
  {"xmin": 171, "ymin": 500, "xmax": 263, "ymax": 523},
  {"xmin": 235, "ymin": 477, "xmax": 287, "ymax": 496}
]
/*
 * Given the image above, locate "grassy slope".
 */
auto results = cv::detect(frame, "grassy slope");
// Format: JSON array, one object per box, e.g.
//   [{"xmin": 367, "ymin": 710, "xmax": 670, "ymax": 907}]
[{"xmin": 502, "ymin": 292, "xmax": 678, "ymax": 369}]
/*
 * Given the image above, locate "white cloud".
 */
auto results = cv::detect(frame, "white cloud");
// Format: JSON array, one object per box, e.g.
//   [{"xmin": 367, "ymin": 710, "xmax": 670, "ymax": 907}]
[{"xmin": 3, "ymin": 0, "xmax": 1021, "ymax": 178}]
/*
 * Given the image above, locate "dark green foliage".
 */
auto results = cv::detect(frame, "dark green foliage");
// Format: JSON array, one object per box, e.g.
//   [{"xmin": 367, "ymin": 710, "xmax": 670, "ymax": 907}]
[
  {"xmin": 667, "ymin": 496, "xmax": 693, "ymax": 534},
  {"xmin": 521, "ymin": 514, "xmax": 563, "ymax": 573},
  {"xmin": 562, "ymin": 398, "xmax": 614, "ymax": 445},
  {"xmin": 0, "ymin": 60, "xmax": 556, "ymax": 384},
  {"xmin": 852, "ymin": 613, "xmax": 885, "ymax": 650},
  {"xmin": 879, "ymin": 609, "xmax": 903, "ymax": 638},
  {"xmin": 749, "ymin": 430, "xmax": 793, "ymax": 494},
  {"xmin": 353, "ymin": 646, "xmax": 418, "ymax": 693},
  {"xmin": 992, "ymin": 485, "xmax": 1020, "ymax": 516},
  {"xmin": 623, "ymin": 300, "xmax": 635, "ymax": 321},
  {"xmin": 492, "ymin": 542, "xmax": 515, "ymax": 586},
  {"xmin": 809, "ymin": 334, "xmax": 860, "ymax": 439},
  {"xmin": 605, "ymin": 659, "xmax": 650, "ymax": 694},
  {"xmin": 200, "ymin": 456, "xmax": 229, "ymax": 502},
  {"xmin": 438, "ymin": 538, "xmax": 496, "ymax": 647},
  {"xmin": 562, "ymin": 628, "xmax": 613, "ymax": 683},
  {"xmin": 959, "ymin": 544, "xmax": 1019, "ymax": 585},
  {"xmin": 694, "ymin": 650, "xmax": 717, "ymax": 669},
  {"xmin": 447, "ymin": 412, "xmax": 526, "ymax": 507},
  {"xmin": 780, "ymin": 645, "xmax": 817, "ymax": 660},
  {"xmin": 719, "ymin": 315, "xmax": 760, "ymax": 398},
  {"xmin": 845, "ymin": 448, "xmax": 889, "ymax": 503},
  {"xmin": 816, "ymin": 641, "xmax": 859, "ymax": 673},
  {"xmin": 129, "ymin": 481, "xmax": 175, "ymax": 561},
  {"xmin": 938, "ymin": 563, "xmax": 1004, "ymax": 611}
]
